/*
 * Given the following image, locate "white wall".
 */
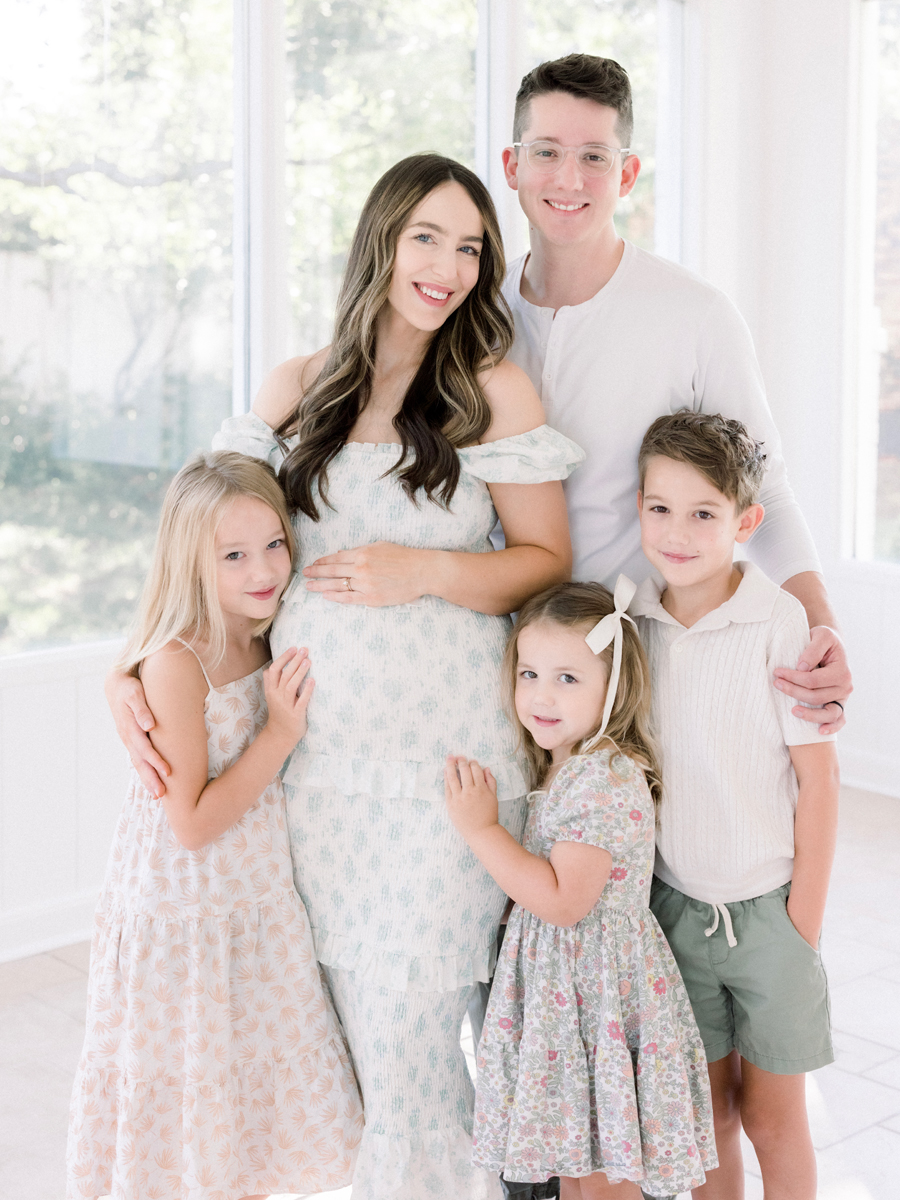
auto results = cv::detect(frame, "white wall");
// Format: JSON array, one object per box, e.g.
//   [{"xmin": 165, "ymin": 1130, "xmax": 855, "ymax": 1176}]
[
  {"xmin": 683, "ymin": 0, "xmax": 899, "ymax": 797},
  {"xmin": 0, "ymin": 641, "xmax": 127, "ymax": 962}
]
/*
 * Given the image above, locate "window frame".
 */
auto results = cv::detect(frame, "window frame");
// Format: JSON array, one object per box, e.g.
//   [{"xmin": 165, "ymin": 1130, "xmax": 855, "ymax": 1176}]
[
  {"xmin": 850, "ymin": 0, "xmax": 900, "ymax": 568},
  {"xmin": 231, "ymin": 0, "xmax": 686, "ymax": 413}
]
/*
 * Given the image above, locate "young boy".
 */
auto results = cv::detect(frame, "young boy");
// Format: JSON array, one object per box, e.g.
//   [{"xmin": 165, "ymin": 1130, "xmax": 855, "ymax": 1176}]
[{"xmin": 631, "ymin": 411, "xmax": 839, "ymax": 1200}]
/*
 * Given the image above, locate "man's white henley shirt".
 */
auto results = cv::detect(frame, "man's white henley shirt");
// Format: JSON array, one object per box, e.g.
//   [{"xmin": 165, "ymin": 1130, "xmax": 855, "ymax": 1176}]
[{"xmin": 502, "ymin": 243, "xmax": 822, "ymax": 588}]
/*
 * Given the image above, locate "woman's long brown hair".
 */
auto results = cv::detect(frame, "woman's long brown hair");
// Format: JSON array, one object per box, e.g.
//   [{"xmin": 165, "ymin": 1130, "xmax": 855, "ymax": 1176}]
[{"xmin": 276, "ymin": 154, "xmax": 514, "ymax": 519}]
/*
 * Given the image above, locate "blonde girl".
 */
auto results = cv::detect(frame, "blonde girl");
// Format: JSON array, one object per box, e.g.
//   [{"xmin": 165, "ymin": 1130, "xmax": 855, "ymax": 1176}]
[
  {"xmin": 66, "ymin": 451, "xmax": 362, "ymax": 1200},
  {"xmin": 446, "ymin": 579, "xmax": 716, "ymax": 1200}
]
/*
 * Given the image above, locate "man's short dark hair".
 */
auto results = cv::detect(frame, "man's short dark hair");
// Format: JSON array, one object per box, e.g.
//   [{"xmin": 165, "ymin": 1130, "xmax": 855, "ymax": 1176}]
[{"xmin": 513, "ymin": 54, "xmax": 634, "ymax": 146}]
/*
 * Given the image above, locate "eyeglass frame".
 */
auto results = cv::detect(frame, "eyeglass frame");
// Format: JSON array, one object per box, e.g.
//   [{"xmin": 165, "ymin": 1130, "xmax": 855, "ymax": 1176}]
[{"xmin": 510, "ymin": 141, "xmax": 633, "ymax": 177}]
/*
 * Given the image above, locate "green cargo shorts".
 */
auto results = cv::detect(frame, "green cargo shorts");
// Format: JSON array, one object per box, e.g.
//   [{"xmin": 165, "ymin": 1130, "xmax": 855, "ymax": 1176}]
[{"xmin": 650, "ymin": 878, "xmax": 834, "ymax": 1075}]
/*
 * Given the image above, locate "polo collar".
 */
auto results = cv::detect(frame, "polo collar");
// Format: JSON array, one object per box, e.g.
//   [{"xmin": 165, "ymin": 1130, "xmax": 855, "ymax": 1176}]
[{"xmin": 630, "ymin": 561, "xmax": 780, "ymax": 634}]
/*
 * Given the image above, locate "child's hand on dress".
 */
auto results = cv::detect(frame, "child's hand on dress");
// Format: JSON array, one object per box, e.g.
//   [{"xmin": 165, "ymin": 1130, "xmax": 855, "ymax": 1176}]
[
  {"xmin": 263, "ymin": 647, "xmax": 314, "ymax": 748},
  {"xmin": 444, "ymin": 755, "xmax": 499, "ymax": 841}
]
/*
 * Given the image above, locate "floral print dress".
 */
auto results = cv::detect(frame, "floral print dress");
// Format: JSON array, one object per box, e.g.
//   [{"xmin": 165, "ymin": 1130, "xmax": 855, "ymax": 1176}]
[
  {"xmin": 66, "ymin": 660, "xmax": 363, "ymax": 1200},
  {"xmin": 472, "ymin": 751, "xmax": 717, "ymax": 1197}
]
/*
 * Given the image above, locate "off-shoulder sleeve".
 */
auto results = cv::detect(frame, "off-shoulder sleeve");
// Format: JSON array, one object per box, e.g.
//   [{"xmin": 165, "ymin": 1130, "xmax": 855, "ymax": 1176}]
[
  {"xmin": 211, "ymin": 411, "xmax": 294, "ymax": 470},
  {"xmin": 540, "ymin": 752, "xmax": 648, "ymax": 853},
  {"xmin": 458, "ymin": 423, "xmax": 585, "ymax": 484}
]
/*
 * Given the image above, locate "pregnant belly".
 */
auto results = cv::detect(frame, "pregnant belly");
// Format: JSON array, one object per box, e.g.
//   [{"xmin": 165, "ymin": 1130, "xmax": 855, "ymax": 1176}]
[{"xmin": 271, "ymin": 588, "xmax": 516, "ymax": 765}]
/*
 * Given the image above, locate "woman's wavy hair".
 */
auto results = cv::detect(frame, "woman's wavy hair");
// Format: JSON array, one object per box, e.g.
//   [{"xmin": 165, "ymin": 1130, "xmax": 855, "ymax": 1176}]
[
  {"xmin": 276, "ymin": 154, "xmax": 514, "ymax": 519},
  {"xmin": 117, "ymin": 451, "xmax": 296, "ymax": 675},
  {"xmin": 503, "ymin": 582, "xmax": 662, "ymax": 805}
]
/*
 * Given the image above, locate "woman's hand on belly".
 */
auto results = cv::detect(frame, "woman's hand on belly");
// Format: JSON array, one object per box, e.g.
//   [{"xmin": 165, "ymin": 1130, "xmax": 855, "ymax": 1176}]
[{"xmin": 303, "ymin": 541, "xmax": 438, "ymax": 606}]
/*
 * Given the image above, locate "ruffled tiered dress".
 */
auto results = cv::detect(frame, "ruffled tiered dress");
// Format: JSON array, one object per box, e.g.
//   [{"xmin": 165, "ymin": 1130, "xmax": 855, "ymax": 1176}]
[
  {"xmin": 213, "ymin": 413, "xmax": 584, "ymax": 1199},
  {"xmin": 66, "ymin": 662, "xmax": 363, "ymax": 1200},
  {"xmin": 472, "ymin": 752, "xmax": 717, "ymax": 1197}
]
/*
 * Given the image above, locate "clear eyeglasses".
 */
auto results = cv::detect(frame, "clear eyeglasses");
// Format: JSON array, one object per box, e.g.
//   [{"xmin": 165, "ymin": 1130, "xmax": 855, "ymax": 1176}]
[{"xmin": 512, "ymin": 141, "xmax": 631, "ymax": 177}]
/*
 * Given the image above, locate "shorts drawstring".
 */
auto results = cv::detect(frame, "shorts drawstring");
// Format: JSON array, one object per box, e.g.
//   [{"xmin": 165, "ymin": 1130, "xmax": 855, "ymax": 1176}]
[{"xmin": 705, "ymin": 902, "xmax": 738, "ymax": 948}]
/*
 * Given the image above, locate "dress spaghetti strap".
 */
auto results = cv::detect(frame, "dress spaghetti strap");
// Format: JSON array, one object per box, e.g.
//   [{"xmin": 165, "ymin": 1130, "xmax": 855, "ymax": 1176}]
[{"xmin": 173, "ymin": 636, "xmax": 214, "ymax": 690}]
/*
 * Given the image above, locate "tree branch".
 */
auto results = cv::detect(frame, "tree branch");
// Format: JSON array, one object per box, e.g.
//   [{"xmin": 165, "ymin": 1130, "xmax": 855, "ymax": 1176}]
[{"xmin": 0, "ymin": 159, "xmax": 230, "ymax": 194}]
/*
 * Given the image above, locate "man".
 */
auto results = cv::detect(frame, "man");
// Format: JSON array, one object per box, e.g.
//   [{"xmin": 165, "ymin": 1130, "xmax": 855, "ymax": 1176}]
[
  {"xmin": 500, "ymin": 54, "xmax": 851, "ymax": 731},
  {"xmin": 479, "ymin": 53, "xmax": 850, "ymax": 1200}
]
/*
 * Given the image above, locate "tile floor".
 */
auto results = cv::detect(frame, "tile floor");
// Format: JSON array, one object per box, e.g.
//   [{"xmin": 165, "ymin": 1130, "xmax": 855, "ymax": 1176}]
[{"xmin": 1, "ymin": 785, "xmax": 897, "ymax": 1200}]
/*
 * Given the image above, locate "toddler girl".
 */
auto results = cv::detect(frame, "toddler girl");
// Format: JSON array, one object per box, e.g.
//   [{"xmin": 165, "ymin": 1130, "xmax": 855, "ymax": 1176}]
[
  {"xmin": 445, "ymin": 579, "xmax": 716, "ymax": 1199},
  {"xmin": 66, "ymin": 451, "xmax": 362, "ymax": 1200}
]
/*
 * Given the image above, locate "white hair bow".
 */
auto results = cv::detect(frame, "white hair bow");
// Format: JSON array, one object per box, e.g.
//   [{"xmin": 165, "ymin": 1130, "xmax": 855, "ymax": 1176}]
[{"xmin": 583, "ymin": 574, "xmax": 637, "ymax": 747}]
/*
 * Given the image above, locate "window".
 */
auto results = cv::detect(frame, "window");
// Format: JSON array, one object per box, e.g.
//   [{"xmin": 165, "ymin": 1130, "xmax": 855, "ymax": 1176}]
[
  {"xmin": 0, "ymin": 0, "xmax": 233, "ymax": 653},
  {"xmin": 859, "ymin": 0, "xmax": 900, "ymax": 562},
  {"xmin": 524, "ymin": 0, "xmax": 661, "ymax": 250},
  {"xmin": 284, "ymin": 0, "xmax": 478, "ymax": 355},
  {"xmin": 1, "ymin": 0, "xmax": 678, "ymax": 655}
]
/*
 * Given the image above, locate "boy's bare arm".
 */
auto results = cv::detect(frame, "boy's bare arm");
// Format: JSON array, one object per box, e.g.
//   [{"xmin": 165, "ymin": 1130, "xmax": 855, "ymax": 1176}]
[{"xmin": 786, "ymin": 741, "xmax": 840, "ymax": 948}]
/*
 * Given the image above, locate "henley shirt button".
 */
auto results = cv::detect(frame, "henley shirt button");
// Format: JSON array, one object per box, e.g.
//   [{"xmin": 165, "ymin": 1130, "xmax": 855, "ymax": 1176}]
[{"xmin": 673, "ymin": 643, "xmax": 684, "ymax": 654}]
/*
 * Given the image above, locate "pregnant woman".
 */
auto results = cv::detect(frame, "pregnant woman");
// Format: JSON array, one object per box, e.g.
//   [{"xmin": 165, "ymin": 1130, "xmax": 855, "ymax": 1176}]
[{"xmin": 111, "ymin": 154, "xmax": 582, "ymax": 1198}]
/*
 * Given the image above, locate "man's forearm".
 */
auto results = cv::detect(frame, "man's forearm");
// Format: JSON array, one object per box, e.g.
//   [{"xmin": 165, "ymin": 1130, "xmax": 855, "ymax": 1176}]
[{"xmin": 781, "ymin": 571, "xmax": 840, "ymax": 633}]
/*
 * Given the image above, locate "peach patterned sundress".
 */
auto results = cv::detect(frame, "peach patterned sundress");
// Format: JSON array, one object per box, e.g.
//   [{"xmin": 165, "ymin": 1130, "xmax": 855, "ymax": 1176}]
[{"xmin": 66, "ymin": 651, "xmax": 363, "ymax": 1200}]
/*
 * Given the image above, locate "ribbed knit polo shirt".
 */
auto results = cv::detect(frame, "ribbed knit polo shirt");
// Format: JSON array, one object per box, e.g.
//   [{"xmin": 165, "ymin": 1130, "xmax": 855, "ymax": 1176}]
[{"xmin": 632, "ymin": 562, "xmax": 835, "ymax": 905}]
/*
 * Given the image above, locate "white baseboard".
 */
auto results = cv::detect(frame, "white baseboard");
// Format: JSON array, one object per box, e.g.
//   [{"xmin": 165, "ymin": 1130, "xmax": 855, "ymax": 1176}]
[{"xmin": 0, "ymin": 891, "xmax": 97, "ymax": 964}]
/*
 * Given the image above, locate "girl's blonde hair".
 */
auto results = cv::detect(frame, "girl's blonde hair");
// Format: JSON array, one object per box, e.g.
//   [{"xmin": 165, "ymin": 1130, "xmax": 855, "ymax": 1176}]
[
  {"xmin": 503, "ymin": 581, "xmax": 662, "ymax": 804},
  {"xmin": 117, "ymin": 451, "xmax": 296, "ymax": 674}
]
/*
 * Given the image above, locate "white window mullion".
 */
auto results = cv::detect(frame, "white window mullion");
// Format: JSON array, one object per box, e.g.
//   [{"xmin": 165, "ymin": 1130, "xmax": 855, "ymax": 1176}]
[
  {"xmin": 654, "ymin": 0, "xmax": 685, "ymax": 264},
  {"xmin": 852, "ymin": 0, "xmax": 881, "ymax": 561},
  {"xmin": 476, "ymin": 0, "xmax": 528, "ymax": 263},
  {"xmin": 232, "ymin": 0, "xmax": 288, "ymax": 416}
]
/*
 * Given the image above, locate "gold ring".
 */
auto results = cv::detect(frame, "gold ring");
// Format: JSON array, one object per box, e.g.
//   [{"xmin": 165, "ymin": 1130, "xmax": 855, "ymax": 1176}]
[{"xmin": 344, "ymin": 577, "xmax": 353, "ymax": 592}]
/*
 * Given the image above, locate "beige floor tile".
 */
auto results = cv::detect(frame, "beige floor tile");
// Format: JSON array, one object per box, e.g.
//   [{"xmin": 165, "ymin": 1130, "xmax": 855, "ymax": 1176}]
[
  {"xmin": 816, "ymin": 1124, "xmax": 900, "ymax": 1197},
  {"xmin": 807, "ymin": 1065, "xmax": 900, "ymax": 1148},
  {"xmin": 863, "ymin": 1054, "xmax": 900, "ymax": 1090},
  {"xmin": 827, "ymin": 913, "xmax": 900, "ymax": 957},
  {"xmin": 0, "ymin": 994, "xmax": 85, "ymax": 1074},
  {"xmin": 821, "ymin": 930, "xmax": 899, "ymax": 987},
  {"xmin": 0, "ymin": 950, "xmax": 86, "ymax": 1008},
  {"xmin": 818, "ymin": 1179, "xmax": 879, "ymax": 1200},
  {"xmin": 49, "ymin": 940, "xmax": 91, "ymax": 974},
  {"xmin": 831, "ymin": 974, "xmax": 900, "ymax": 1051},
  {"xmin": 0, "ymin": 1144, "xmax": 67, "ymax": 1200},
  {"xmin": 832, "ymin": 1029, "xmax": 900, "ymax": 1074},
  {"xmin": 32, "ymin": 976, "xmax": 89, "ymax": 1025},
  {"xmin": 0, "ymin": 1050, "xmax": 72, "ymax": 1200},
  {"xmin": 874, "ymin": 960, "xmax": 900, "ymax": 984}
]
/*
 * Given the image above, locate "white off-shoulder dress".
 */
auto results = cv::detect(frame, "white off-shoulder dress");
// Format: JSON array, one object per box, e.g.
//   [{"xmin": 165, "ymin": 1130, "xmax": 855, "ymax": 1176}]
[{"xmin": 213, "ymin": 414, "xmax": 584, "ymax": 1199}]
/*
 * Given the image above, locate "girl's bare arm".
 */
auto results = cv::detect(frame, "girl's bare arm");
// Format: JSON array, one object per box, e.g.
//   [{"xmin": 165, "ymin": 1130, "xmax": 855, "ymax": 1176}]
[
  {"xmin": 141, "ymin": 644, "xmax": 312, "ymax": 851},
  {"xmin": 444, "ymin": 756, "xmax": 611, "ymax": 927}
]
